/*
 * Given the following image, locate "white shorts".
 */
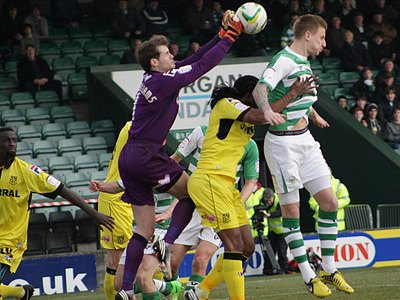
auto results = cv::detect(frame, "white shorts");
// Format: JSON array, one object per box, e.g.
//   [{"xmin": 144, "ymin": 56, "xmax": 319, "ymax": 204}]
[
  {"xmin": 264, "ymin": 130, "xmax": 331, "ymax": 195},
  {"xmin": 119, "ymin": 228, "xmax": 167, "ymax": 265},
  {"xmin": 174, "ymin": 209, "xmax": 221, "ymax": 249}
]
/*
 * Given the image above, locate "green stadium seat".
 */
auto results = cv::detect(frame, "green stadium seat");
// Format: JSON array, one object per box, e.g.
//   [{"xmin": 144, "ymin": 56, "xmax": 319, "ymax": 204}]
[
  {"xmin": 4, "ymin": 60, "xmax": 18, "ymax": 77},
  {"xmin": 74, "ymin": 154, "xmax": 99, "ymax": 178},
  {"xmin": 35, "ymin": 90, "xmax": 60, "ymax": 108},
  {"xmin": 322, "ymin": 57, "xmax": 342, "ymax": 72},
  {"xmin": 99, "ymin": 54, "xmax": 120, "ymax": 66},
  {"xmin": 76, "ymin": 55, "xmax": 98, "ymax": 73},
  {"xmin": 65, "ymin": 172, "xmax": 88, "ymax": 188},
  {"xmin": 33, "ymin": 140, "xmax": 58, "ymax": 160},
  {"xmin": 339, "ymin": 71, "xmax": 360, "ymax": 88},
  {"xmin": 91, "ymin": 23, "xmax": 111, "ymax": 40},
  {"xmin": 67, "ymin": 73, "xmax": 88, "ymax": 101},
  {"xmin": 1, "ymin": 109, "xmax": 26, "ymax": 130},
  {"xmin": 42, "ymin": 123, "xmax": 67, "ymax": 143},
  {"xmin": 52, "ymin": 57, "xmax": 76, "ymax": 82},
  {"xmin": 0, "ymin": 93, "xmax": 11, "ymax": 110},
  {"xmin": 39, "ymin": 41, "xmax": 61, "ymax": 64},
  {"xmin": 66, "ymin": 121, "xmax": 91, "ymax": 139},
  {"xmin": 58, "ymin": 138, "xmax": 83, "ymax": 158},
  {"xmin": 11, "ymin": 92, "xmax": 35, "ymax": 110},
  {"xmin": 90, "ymin": 169, "xmax": 108, "ymax": 181},
  {"xmin": 317, "ymin": 72, "xmax": 339, "ymax": 89},
  {"xmin": 25, "ymin": 107, "xmax": 50, "ymax": 128},
  {"xmin": 25, "ymin": 157, "xmax": 48, "ymax": 172},
  {"xmin": 17, "ymin": 125, "xmax": 42, "ymax": 146},
  {"xmin": 51, "ymin": 169, "xmax": 74, "ymax": 182},
  {"xmin": 99, "ymin": 152, "xmax": 112, "ymax": 170},
  {"xmin": 83, "ymin": 136, "xmax": 108, "ymax": 157},
  {"xmin": 48, "ymin": 156, "xmax": 74, "ymax": 174},
  {"xmin": 69, "ymin": 27, "xmax": 93, "ymax": 44},
  {"xmin": 319, "ymin": 86, "xmax": 336, "ymax": 98},
  {"xmin": 309, "ymin": 59, "xmax": 323, "ymax": 72},
  {"xmin": 91, "ymin": 119, "xmax": 116, "ymax": 148},
  {"xmin": 107, "ymin": 39, "xmax": 130, "ymax": 57},
  {"xmin": 84, "ymin": 40, "xmax": 108, "ymax": 60},
  {"xmin": 0, "ymin": 77, "xmax": 18, "ymax": 96},
  {"xmin": 16, "ymin": 140, "xmax": 33, "ymax": 160},
  {"xmin": 60, "ymin": 41, "xmax": 84, "ymax": 61},
  {"xmin": 48, "ymin": 27, "xmax": 69, "ymax": 44},
  {"xmin": 50, "ymin": 106, "xmax": 76, "ymax": 123},
  {"xmin": 333, "ymin": 87, "xmax": 355, "ymax": 101}
]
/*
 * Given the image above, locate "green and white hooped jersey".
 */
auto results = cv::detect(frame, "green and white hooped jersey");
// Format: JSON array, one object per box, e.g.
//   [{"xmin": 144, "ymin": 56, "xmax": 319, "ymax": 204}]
[
  {"xmin": 176, "ymin": 125, "xmax": 259, "ymax": 186},
  {"xmin": 259, "ymin": 46, "xmax": 318, "ymax": 131}
]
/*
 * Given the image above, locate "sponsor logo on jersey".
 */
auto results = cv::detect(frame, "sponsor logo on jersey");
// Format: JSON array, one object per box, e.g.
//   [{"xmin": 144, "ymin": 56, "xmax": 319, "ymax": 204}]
[
  {"xmin": 0, "ymin": 188, "xmax": 20, "ymax": 197},
  {"xmin": 46, "ymin": 175, "xmax": 60, "ymax": 187},
  {"xmin": 233, "ymin": 101, "xmax": 249, "ymax": 112},
  {"xmin": 201, "ymin": 213, "xmax": 216, "ymax": 223},
  {"xmin": 29, "ymin": 165, "xmax": 42, "ymax": 175},
  {"xmin": 9, "ymin": 175, "xmax": 17, "ymax": 185},
  {"xmin": 157, "ymin": 174, "xmax": 171, "ymax": 187},
  {"xmin": 240, "ymin": 123, "xmax": 255, "ymax": 135},
  {"xmin": 263, "ymin": 67, "xmax": 276, "ymax": 79},
  {"xmin": 177, "ymin": 65, "xmax": 192, "ymax": 74}
]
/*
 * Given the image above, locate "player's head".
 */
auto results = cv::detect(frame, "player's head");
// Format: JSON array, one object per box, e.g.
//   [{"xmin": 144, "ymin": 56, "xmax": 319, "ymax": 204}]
[
  {"xmin": 209, "ymin": 84, "xmax": 238, "ymax": 109},
  {"xmin": 137, "ymin": 34, "xmax": 175, "ymax": 72},
  {"xmin": 293, "ymin": 14, "xmax": 327, "ymax": 57},
  {"xmin": 0, "ymin": 127, "xmax": 17, "ymax": 162},
  {"xmin": 234, "ymin": 75, "xmax": 259, "ymax": 108}
]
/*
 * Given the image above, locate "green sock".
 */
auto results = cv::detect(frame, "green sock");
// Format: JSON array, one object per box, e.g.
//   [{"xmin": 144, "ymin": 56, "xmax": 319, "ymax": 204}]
[
  {"xmin": 185, "ymin": 274, "xmax": 205, "ymax": 292},
  {"xmin": 142, "ymin": 291, "xmax": 161, "ymax": 299}
]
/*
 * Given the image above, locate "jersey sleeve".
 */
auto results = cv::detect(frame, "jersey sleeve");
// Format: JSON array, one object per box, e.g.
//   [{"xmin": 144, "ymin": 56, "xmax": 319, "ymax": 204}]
[
  {"xmin": 22, "ymin": 161, "xmax": 63, "ymax": 199},
  {"xmin": 218, "ymin": 98, "xmax": 251, "ymax": 120},
  {"xmin": 242, "ymin": 139, "xmax": 260, "ymax": 180},
  {"xmin": 176, "ymin": 126, "xmax": 204, "ymax": 158},
  {"xmin": 258, "ymin": 55, "xmax": 293, "ymax": 91}
]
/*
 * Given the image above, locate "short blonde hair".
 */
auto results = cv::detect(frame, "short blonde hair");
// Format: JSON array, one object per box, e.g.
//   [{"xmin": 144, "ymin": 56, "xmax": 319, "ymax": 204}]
[{"xmin": 293, "ymin": 14, "xmax": 327, "ymax": 39}]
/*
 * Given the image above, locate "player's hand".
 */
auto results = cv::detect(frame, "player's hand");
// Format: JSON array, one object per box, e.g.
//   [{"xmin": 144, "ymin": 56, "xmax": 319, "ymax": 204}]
[
  {"xmin": 92, "ymin": 211, "xmax": 115, "ymax": 232},
  {"xmin": 290, "ymin": 75, "xmax": 318, "ymax": 97},
  {"xmin": 89, "ymin": 180, "xmax": 101, "ymax": 192},
  {"xmin": 312, "ymin": 113, "xmax": 330, "ymax": 128},
  {"xmin": 155, "ymin": 211, "xmax": 171, "ymax": 223},
  {"xmin": 264, "ymin": 109, "xmax": 286, "ymax": 125},
  {"xmin": 224, "ymin": 14, "xmax": 244, "ymax": 42},
  {"xmin": 222, "ymin": 10, "xmax": 235, "ymax": 29}
]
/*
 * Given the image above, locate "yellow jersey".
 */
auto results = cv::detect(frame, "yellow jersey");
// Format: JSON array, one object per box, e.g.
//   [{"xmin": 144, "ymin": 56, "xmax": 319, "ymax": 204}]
[{"xmin": 196, "ymin": 98, "xmax": 254, "ymax": 179}]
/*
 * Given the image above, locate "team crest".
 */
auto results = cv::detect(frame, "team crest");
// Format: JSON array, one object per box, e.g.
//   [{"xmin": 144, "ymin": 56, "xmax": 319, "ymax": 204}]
[
  {"xmin": 117, "ymin": 235, "xmax": 125, "ymax": 244},
  {"xmin": 222, "ymin": 213, "xmax": 231, "ymax": 223},
  {"xmin": 9, "ymin": 176, "xmax": 17, "ymax": 185}
]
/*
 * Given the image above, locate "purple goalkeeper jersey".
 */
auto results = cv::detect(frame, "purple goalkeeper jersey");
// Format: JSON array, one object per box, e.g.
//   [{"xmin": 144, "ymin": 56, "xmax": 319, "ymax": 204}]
[{"xmin": 128, "ymin": 35, "xmax": 233, "ymax": 144}]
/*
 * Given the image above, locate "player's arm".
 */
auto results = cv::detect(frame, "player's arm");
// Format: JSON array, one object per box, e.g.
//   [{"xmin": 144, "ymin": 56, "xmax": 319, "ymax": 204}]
[
  {"xmin": 89, "ymin": 180, "xmax": 124, "ymax": 193},
  {"xmin": 241, "ymin": 178, "xmax": 258, "ymax": 202},
  {"xmin": 59, "ymin": 186, "xmax": 114, "ymax": 231},
  {"xmin": 155, "ymin": 198, "xmax": 179, "ymax": 223},
  {"xmin": 309, "ymin": 107, "xmax": 330, "ymax": 128},
  {"xmin": 171, "ymin": 126, "xmax": 203, "ymax": 162},
  {"xmin": 240, "ymin": 140, "xmax": 259, "ymax": 202}
]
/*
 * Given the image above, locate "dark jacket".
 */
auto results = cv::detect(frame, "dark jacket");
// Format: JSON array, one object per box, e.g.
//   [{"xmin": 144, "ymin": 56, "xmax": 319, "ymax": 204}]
[
  {"xmin": 17, "ymin": 56, "xmax": 54, "ymax": 85},
  {"xmin": 111, "ymin": 8, "xmax": 145, "ymax": 38}
]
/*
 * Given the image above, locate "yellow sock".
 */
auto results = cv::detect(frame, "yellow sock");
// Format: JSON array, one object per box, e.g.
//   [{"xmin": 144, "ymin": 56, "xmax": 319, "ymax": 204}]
[
  {"xmin": 104, "ymin": 268, "xmax": 117, "ymax": 300},
  {"xmin": 223, "ymin": 253, "xmax": 245, "ymax": 300},
  {"xmin": 0, "ymin": 284, "xmax": 24, "ymax": 298},
  {"xmin": 199, "ymin": 254, "xmax": 224, "ymax": 293}
]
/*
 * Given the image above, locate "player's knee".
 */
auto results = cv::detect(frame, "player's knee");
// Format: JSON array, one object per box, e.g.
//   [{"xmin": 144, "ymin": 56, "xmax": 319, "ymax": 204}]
[
  {"xmin": 192, "ymin": 254, "xmax": 211, "ymax": 274},
  {"xmin": 242, "ymin": 240, "xmax": 255, "ymax": 257}
]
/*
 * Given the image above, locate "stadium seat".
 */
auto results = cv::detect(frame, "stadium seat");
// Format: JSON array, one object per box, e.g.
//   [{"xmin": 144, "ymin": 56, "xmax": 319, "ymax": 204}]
[
  {"xmin": 52, "ymin": 57, "xmax": 76, "ymax": 82},
  {"xmin": 16, "ymin": 141, "xmax": 33, "ymax": 160},
  {"xmin": 48, "ymin": 211, "xmax": 76, "ymax": 245},
  {"xmin": 51, "ymin": 169, "xmax": 74, "ymax": 182},
  {"xmin": 344, "ymin": 204, "xmax": 374, "ymax": 230},
  {"xmin": 11, "ymin": 92, "xmax": 35, "ymax": 110},
  {"xmin": 25, "ymin": 157, "xmax": 49, "ymax": 172},
  {"xmin": 317, "ymin": 72, "xmax": 339, "ymax": 89},
  {"xmin": 67, "ymin": 120, "xmax": 91, "ymax": 139},
  {"xmin": 33, "ymin": 140, "xmax": 58, "ymax": 160},
  {"xmin": 48, "ymin": 156, "xmax": 74, "ymax": 174},
  {"xmin": 1, "ymin": 108, "xmax": 25, "ymax": 127},
  {"xmin": 25, "ymin": 234, "xmax": 46, "ymax": 256},
  {"xmin": 0, "ymin": 76, "xmax": 18, "ymax": 96},
  {"xmin": 99, "ymin": 54, "xmax": 120, "ymax": 66},
  {"xmin": 339, "ymin": 71, "xmax": 360, "ymax": 88},
  {"xmin": 83, "ymin": 136, "xmax": 108, "ymax": 157},
  {"xmin": 376, "ymin": 204, "xmax": 400, "ymax": 228},
  {"xmin": 35, "ymin": 90, "xmax": 60, "ymax": 108},
  {"xmin": 309, "ymin": 58, "xmax": 323, "ymax": 72},
  {"xmin": 322, "ymin": 57, "xmax": 342, "ymax": 72},
  {"xmin": 67, "ymin": 72, "xmax": 88, "ymax": 101},
  {"xmin": 91, "ymin": 119, "xmax": 116, "ymax": 148},
  {"xmin": 76, "ymin": 55, "xmax": 98, "ymax": 73},
  {"xmin": 84, "ymin": 40, "xmax": 108, "ymax": 60},
  {"xmin": 0, "ymin": 92, "xmax": 10, "ymax": 110},
  {"xmin": 17, "ymin": 125, "xmax": 42, "ymax": 146},
  {"xmin": 75, "ymin": 209, "xmax": 98, "ymax": 243},
  {"xmin": 74, "ymin": 154, "xmax": 99, "ymax": 178},
  {"xmin": 50, "ymin": 106, "xmax": 76, "ymax": 123},
  {"xmin": 69, "ymin": 27, "xmax": 93, "ymax": 44},
  {"xmin": 58, "ymin": 138, "xmax": 83, "ymax": 158},
  {"xmin": 90, "ymin": 169, "xmax": 108, "ymax": 181},
  {"xmin": 70, "ymin": 186, "xmax": 95, "ymax": 198},
  {"xmin": 28, "ymin": 213, "xmax": 50, "ymax": 242},
  {"xmin": 60, "ymin": 41, "xmax": 84, "ymax": 61},
  {"xmin": 25, "ymin": 107, "xmax": 50, "ymax": 128},
  {"xmin": 42, "ymin": 123, "xmax": 67, "ymax": 143},
  {"xmin": 46, "ymin": 232, "xmax": 73, "ymax": 254},
  {"xmin": 48, "ymin": 27, "xmax": 69, "ymax": 44},
  {"xmin": 107, "ymin": 39, "xmax": 130, "ymax": 57},
  {"xmin": 333, "ymin": 87, "xmax": 355, "ymax": 101},
  {"xmin": 39, "ymin": 41, "xmax": 61, "ymax": 64},
  {"xmin": 99, "ymin": 152, "xmax": 112, "ymax": 170},
  {"xmin": 65, "ymin": 172, "xmax": 88, "ymax": 188},
  {"xmin": 4, "ymin": 60, "xmax": 18, "ymax": 77}
]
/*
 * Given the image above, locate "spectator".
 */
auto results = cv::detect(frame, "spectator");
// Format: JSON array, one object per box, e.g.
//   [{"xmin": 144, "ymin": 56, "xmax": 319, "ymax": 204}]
[
  {"xmin": 0, "ymin": 5, "xmax": 23, "ymax": 53},
  {"xmin": 184, "ymin": 0, "xmax": 214, "ymax": 45},
  {"xmin": 369, "ymin": 31, "xmax": 396, "ymax": 69},
  {"xmin": 348, "ymin": 11, "xmax": 373, "ymax": 49},
  {"xmin": 184, "ymin": 38, "xmax": 200, "ymax": 57},
  {"xmin": 371, "ymin": 0, "xmax": 399, "ymax": 25},
  {"xmin": 283, "ymin": 0, "xmax": 304, "ymax": 26},
  {"xmin": 369, "ymin": 9, "xmax": 397, "ymax": 46},
  {"xmin": 350, "ymin": 67, "xmax": 376, "ymax": 100},
  {"xmin": 301, "ymin": 0, "xmax": 313, "ymax": 13},
  {"xmin": 324, "ymin": 0, "xmax": 341, "ymax": 13},
  {"xmin": 336, "ymin": 95, "xmax": 349, "ymax": 110},
  {"xmin": 16, "ymin": 44, "xmax": 62, "ymax": 100},
  {"xmin": 141, "ymin": 0, "xmax": 169, "ymax": 36},
  {"xmin": 339, "ymin": 30, "xmax": 372, "ymax": 72},
  {"xmin": 50, "ymin": 0, "xmax": 82, "ymax": 28},
  {"xmin": 383, "ymin": 107, "xmax": 400, "ymax": 149},
  {"xmin": 280, "ymin": 14, "xmax": 299, "ymax": 49},
  {"xmin": 120, "ymin": 38, "xmax": 142, "ymax": 64},
  {"xmin": 211, "ymin": 1, "xmax": 224, "ymax": 34},
  {"xmin": 366, "ymin": 103, "xmax": 383, "ymax": 136},
  {"xmin": 168, "ymin": 41, "xmax": 184, "ymax": 61},
  {"xmin": 374, "ymin": 71, "xmax": 400, "ymax": 103},
  {"xmin": 235, "ymin": 32, "xmax": 268, "ymax": 57},
  {"xmin": 351, "ymin": 93, "xmax": 369, "ymax": 112},
  {"xmin": 24, "ymin": 5, "xmax": 49, "ymax": 42},
  {"xmin": 312, "ymin": 0, "xmax": 332, "ymax": 23},
  {"xmin": 350, "ymin": 105, "xmax": 367, "ymax": 126},
  {"xmin": 379, "ymin": 87, "xmax": 399, "ymax": 124},
  {"xmin": 335, "ymin": 0, "xmax": 355, "ymax": 29},
  {"xmin": 324, "ymin": 15, "xmax": 346, "ymax": 57},
  {"xmin": 375, "ymin": 58, "xmax": 399, "ymax": 86},
  {"xmin": 111, "ymin": 0, "xmax": 145, "ymax": 40},
  {"xmin": 309, "ymin": 175, "xmax": 351, "ymax": 231},
  {"xmin": 19, "ymin": 23, "xmax": 40, "ymax": 58}
]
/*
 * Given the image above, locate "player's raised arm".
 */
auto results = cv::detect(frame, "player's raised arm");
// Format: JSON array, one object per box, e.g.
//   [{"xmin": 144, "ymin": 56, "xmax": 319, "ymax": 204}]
[{"xmin": 252, "ymin": 83, "xmax": 286, "ymax": 125}]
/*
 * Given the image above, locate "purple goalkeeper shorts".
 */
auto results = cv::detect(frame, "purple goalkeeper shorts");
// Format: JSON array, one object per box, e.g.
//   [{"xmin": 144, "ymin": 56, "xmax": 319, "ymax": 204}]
[{"xmin": 118, "ymin": 139, "xmax": 184, "ymax": 206}]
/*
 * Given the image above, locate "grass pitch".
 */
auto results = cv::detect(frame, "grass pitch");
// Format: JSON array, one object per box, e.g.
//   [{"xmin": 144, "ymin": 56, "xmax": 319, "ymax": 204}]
[{"xmin": 34, "ymin": 266, "xmax": 400, "ymax": 299}]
